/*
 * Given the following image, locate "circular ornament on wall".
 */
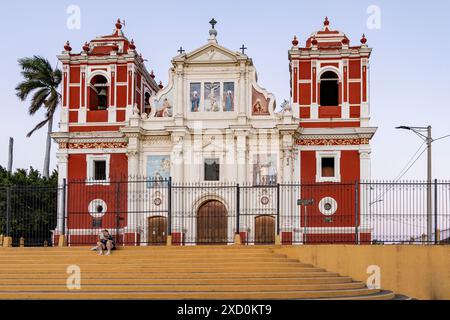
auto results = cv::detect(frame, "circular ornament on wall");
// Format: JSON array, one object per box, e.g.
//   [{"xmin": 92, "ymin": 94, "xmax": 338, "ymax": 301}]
[
  {"xmin": 318, "ymin": 197, "xmax": 338, "ymax": 216},
  {"xmin": 88, "ymin": 199, "xmax": 107, "ymax": 218},
  {"xmin": 261, "ymin": 196, "xmax": 270, "ymax": 206}
]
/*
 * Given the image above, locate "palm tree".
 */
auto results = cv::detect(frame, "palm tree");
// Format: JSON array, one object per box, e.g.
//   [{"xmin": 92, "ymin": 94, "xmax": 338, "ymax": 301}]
[{"xmin": 15, "ymin": 56, "xmax": 62, "ymax": 178}]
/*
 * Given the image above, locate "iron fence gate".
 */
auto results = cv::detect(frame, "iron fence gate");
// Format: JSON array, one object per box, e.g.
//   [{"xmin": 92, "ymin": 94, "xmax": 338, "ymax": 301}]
[{"xmin": 1, "ymin": 179, "xmax": 449, "ymax": 246}]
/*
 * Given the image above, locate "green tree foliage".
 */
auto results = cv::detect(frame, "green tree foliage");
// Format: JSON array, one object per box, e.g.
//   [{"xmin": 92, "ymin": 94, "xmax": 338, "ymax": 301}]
[
  {"xmin": 0, "ymin": 166, "xmax": 58, "ymax": 246},
  {"xmin": 15, "ymin": 56, "xmax": 62, "ymax": 178}
]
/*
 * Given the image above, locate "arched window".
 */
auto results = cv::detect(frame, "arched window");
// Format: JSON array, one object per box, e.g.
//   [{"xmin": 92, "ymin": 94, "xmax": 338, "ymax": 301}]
[
  {"xmin": 89, "ymin": 75, "xmax": 109, "ymax": 110},
  {"xmin": 320, "ymin": 71, "xmax": 339, "ymax": 106},
  {"xmin": 144, "ymin": 91, "xmax": 152, "ymax": 114}
]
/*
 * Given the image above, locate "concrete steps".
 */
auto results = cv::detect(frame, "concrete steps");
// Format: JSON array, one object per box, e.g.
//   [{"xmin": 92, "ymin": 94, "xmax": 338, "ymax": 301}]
[
  {"xmin": 0, "ymin": 277, "xmax": 354, "ymax": 285},
  {"xmin": 0, "ymin": 247, "xmax": 403, "ymax": 300}
]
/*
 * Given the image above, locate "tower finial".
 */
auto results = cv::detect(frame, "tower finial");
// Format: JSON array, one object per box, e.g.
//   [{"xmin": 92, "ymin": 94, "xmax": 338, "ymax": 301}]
[
  {"xmin": 82, "ymin": 41, "xmax": 90, "ymax": 53},
  {"xmin": 64, "ymin": 41, "xmax": 72, "ymax": 53},
  {"xmin": 116, "ymin": 19, "xmax": 123, "ymax": 30},
  {"xmin": 324, "ymin": 17, "xmax": 330, "ymax": 27},
  {"xmin": 208, "ymin": 18, "xmax": 218, "ymax": 42},
  {"xmin": 361, "ymin": 34, "xmax": 367, "ymax": 45},
  {"xmin": 209, "ymin": 18, "xmax": 217, "ymax": 29},
  {"xmin": 129, "ymin": 39, "xmax": 136, "ymax": 50}
]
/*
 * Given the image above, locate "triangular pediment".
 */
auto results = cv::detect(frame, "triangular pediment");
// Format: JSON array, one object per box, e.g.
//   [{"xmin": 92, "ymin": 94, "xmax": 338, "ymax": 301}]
[
  {"xmin": 180, "ymin": 43, "xmax": 245, "ymax": 64},
  {"xmin": 202, "ymin": 140, "xmax": 225, "ymax": 152}
]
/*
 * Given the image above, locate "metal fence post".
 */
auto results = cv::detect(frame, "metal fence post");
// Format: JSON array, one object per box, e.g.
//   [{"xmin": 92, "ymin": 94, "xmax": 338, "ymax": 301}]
[
  {"xmin": 434, "ymin": 179, "xmax": 438, "ymax": 245},
  {"xmin": 115, "ymin": 181, "xmax": 121, "ymax": 246},
  {"xmin": 6, "ymin": 186, "xmax": 11, "ymax": 237},
  {"xmin": 236, "ymin": 184, "xmax": 240, "ymax": 238},
  {"xmin": 168, "ymin": 177, "xmax": 172, "ymax": 237},
  {"xmin": 62, "ymin": 179, "xmax": 67, "ymax": 236},
  {"xmin": 276, "ymin": 183, "xmax": 281, "ymax": 237},
  {"xmin": 355, "ymin": 181, "xmax": 359, "ymax": 245}
]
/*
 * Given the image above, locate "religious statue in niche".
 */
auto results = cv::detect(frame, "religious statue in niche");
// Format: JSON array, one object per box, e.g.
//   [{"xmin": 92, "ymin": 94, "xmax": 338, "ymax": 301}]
[
  {"xmin": 223, "ymin": 82, "xmax": 234, "ymax": 112},
  {"xmin": 253, "ymin": 154, "xmax": 278, "ymax": 186},
  {"xmin": 190, "ymin": 83, "xmax": 201, "ymax": 112},
  {"xmin": 153, "ymin": 91, "xmax": 173, "ymax": 118},
  {"xmin": 252, "ymin": 99, "xmax": 269, "ymax": 115},
  {"xmin": 155, "ymin": 98, "xmax": 173, "ymax": 117},
  {"xmin": 147, "ymin": 155, "xmax": 171, "ymax": 187},
  {"xmin": 252, "ymin": 87, "xmax": 270, "ymax": 115},
  {"xmin": 204, "ymin": 82, "xmax": 220, "ymax": 112}
]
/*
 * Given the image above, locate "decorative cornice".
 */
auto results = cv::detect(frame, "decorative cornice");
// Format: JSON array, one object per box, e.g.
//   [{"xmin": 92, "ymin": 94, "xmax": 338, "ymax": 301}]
[
  {"xmin": 296, "ymin": 138, "xmax": 370, "ymax": 146},
  {"xmin": 142, "ymin": 136, "xmax": 171, "ymax": 143},
  {"xmin": 59, "ymin": 141, "xmax": 128, "ymax": 150}
]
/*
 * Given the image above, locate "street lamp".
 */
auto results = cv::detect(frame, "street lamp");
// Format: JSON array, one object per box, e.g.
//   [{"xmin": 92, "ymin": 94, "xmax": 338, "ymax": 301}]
[{"xmin": 396, "ymin": 125, "xmax": 433, "ymax": 242}]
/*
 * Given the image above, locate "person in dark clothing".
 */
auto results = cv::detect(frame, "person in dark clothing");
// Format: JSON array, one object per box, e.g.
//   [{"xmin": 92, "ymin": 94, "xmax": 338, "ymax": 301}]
[{"xmin": 95, "ymin": 229, "xmax": 116, "ymax": 256}]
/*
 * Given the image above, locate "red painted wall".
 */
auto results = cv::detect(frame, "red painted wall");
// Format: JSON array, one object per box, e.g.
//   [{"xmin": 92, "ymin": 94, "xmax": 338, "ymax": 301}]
[
  {"xmin": 67, "ymin": 153, "xmax": 129, "ymax": 231},
  {"xmin": 299, "ymin": 150, "xmax": 361, "ymax": 228}
]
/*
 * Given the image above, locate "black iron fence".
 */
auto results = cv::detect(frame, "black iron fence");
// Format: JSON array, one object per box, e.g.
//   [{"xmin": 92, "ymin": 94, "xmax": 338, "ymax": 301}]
[
  {"xmin": 1, "ymin": 179, "xmax": 449, "ymax": 246},
  {"xmin": 0, "ymin": 185, "xmax": 58, "ymax": 246}
]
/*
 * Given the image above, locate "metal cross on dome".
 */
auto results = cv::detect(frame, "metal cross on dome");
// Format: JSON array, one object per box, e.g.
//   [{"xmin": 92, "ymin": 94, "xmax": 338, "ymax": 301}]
[
  {"xmin": 209, "ymin": 18, "xmax": 217, "ymax": 29},
  {"xmin": 178, "ymin": 46, "xmax": 185, "ymax": 54},
  {"xmin": 240, "ymin": 44, "xmax": 247, "ymax": 54}
]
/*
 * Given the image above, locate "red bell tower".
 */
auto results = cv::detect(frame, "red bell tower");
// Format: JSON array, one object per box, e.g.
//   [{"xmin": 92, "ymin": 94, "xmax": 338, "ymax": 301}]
[
  {"xmin": 58, "ymin": 19, "xmax": 159, "ymax": 134},
  {"xmin": 289, "ymin": 18, "xmax": 377, "ymax": 243},
  {"xmin": 53, "ymin": 20, "xmax": 160, "ymax": 245}
]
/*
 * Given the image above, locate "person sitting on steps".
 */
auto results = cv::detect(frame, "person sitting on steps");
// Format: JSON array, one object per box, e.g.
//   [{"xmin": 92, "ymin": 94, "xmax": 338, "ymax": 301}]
[{"xmin": 91, "ymin": 230, "xmax": 116, "ymax": 256}]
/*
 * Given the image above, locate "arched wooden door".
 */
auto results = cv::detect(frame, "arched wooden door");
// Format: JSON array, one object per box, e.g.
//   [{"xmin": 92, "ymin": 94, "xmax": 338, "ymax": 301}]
[
  {"xmin": 255, "ymin": 215, "xmax": 276, "ymax": 244},
  {"xmin": 197, "ymin": 200, "xmax": 228, "ymax": 245},
  {"xmin": 147, "ymin": 216, "xmax": 167, "ymax": 245}
]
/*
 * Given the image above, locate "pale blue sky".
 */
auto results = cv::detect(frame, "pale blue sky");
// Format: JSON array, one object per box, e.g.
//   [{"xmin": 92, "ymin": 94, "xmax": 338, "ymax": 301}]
[{"xmin": 0, "ymin": 0, "xmax": 449, "ymax": 179}]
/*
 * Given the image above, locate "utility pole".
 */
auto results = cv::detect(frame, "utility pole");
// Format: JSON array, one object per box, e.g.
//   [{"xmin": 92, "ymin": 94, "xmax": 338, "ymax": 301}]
[
  {"xmin": 7, "ymin": 137, "xmax": 13, "ymax": 174},
  {"xmin": 396, "ymin": 126, "xmax": 433, "ymax": 242},
  {"xmin": 426, "ymin": 126, "xmax": 432, "ymax": 243}
]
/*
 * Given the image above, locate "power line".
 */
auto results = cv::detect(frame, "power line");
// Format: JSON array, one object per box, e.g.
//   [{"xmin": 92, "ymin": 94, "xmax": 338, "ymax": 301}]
[
  {"xmin": 394, "ymin": 141, "xmax": 426, "ymax": 181},
  {"xmin": 434, "ymin": 134, "xmax": 450, "ymax": 142},
  {"xmin": 372, "ymin": 143, "xmax": 427, "ymax": 204},
  {"xmin": 395, "ymin": 147, "xmax": 427, "ymax": 181}
]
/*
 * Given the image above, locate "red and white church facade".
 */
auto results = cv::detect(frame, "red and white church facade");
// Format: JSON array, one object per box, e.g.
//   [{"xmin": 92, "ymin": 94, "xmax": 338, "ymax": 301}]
[
  {"xmin": 290, "ymin": 17, "xmax": 376, "ymax": 243},
  {"xmin": 52, "ymin": 18, "xmax": 376, "ymax": 245}
]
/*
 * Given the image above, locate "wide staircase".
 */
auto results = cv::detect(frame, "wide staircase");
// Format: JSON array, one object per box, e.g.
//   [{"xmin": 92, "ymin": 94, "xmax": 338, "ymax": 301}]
[{"xmin": 0, "ymin": 246, "xmax": 405, "ymax": 300}]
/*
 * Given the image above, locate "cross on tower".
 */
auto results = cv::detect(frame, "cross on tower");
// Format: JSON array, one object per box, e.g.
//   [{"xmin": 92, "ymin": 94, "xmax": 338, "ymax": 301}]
[
  {"xmin": 209, "ymin": 18, "xmax": 217, "ymax": 29},
  {"xmin": 240, "ymin": 44, "xmax": 248, "ymax": 54},
  {"xmin": 178, "ymin": 46, "xmax": 185, "ymax": 54}
]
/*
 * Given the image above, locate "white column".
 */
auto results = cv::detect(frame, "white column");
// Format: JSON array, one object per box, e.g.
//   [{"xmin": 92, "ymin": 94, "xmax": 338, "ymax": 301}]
[
  {"xmin": 125, "ymin": 63, "xmax": 135, "ymax": 121},
  {"xmin": 171, "ymin": 134, "xmax": 185, "ymax": 183},
  {"xmin": 342, "ymin": 60, "xmax": 350, "ymax": 119},
  {"xmin": 279, "ymin": 130, "xmax": 296, "ymax": 183},
  {"xmin": 293, "ymin": 146, "xmax": 301, "ymax": 243},
  {"xmin": 60, "ymin": 65, "xmax": 70, "ymax": 131},
  {"xmin": 280, "ymin": 133, "xmax": 296, "ymax": 240},
  {"xmin": 126, "ymin": 137, "xmax": 140, "ymax": 236},
  {"xmin": 56, "ymin": 152, "xmax": 68, "ymax": 233},
  {"xmin": 238, "ymin": 63, "xmax": 247, "ymax": 124},
  {"xmin": 225, "ymin": 130, "xmax": 236, "ymax": 183},
  {"xmin": 361, "ymin": 60, "xmax": 370, "ymax": 127},
  {"xmin": 175, "ymin": 65, "xmax": 184, "ymax": 123},
  {"xmin": 127, "ymin": 150, "xmax": 139, "ymax": 178},
  {"xmin": 359, "ymin": 147, "xmax": 372, "ymax": 232},
  {"xmin": 360, "ymin": 148, "xmax": 372, "ymax": 181},
  {"xmin": 310, "ymin": 61, "xmax": 319, "ymax": 120},
  {"xmin": 311, "ymin": 103, "xmax": 319, "ymax": 119},
  {"xmin": 78, "ymin": 66, "xmax": 87, "ymax": 124},
  {"xmin": 236, "ymin": 131, "xmax": 247, "ymax": 184},
  {"xmin": 108, "ymin": 65, "xmax": 117, "ymax": 123}
]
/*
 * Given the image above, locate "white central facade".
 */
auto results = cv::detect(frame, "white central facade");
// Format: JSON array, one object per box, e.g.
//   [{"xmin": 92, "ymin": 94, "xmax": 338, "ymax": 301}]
[{"xmin": 124, "ymin": 28, "xmax": 299, "ymax": 185}]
